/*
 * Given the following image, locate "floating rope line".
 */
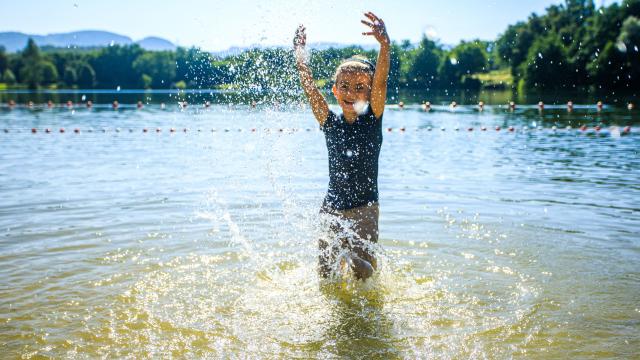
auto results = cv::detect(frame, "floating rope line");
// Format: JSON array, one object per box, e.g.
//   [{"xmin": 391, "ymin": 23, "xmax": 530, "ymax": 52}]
[
  {"xmin": 0, "ymin": 101, "xmax": 637, "ymax": 111},
  {"xmin": 6, "ymin": 126, "xmax": 635, "ymax": 135}
]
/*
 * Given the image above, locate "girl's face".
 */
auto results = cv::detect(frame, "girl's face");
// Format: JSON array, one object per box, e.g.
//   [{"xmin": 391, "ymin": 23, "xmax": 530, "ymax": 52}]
[{"xmin": 332, "ymin": 71, "xmax": 372, "ymax": 117}]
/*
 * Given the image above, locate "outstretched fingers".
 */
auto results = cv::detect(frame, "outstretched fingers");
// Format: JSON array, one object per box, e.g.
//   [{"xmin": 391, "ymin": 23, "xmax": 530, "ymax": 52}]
[
  {"xmin": 364, "ymin": 12, "xmax": 382, "ymax": 23},
  {"xmin": 361, "ymin": 20, "xmax": 374, "ymax": 28},
  {"xmin": 294, "ymin": 25, "xmax": 307, "ymax": 47}
]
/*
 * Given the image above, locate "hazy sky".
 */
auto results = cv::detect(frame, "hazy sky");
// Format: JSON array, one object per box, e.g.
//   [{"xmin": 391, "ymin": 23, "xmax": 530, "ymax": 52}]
[{"xmin": 1, "ymin": 0, "xmax": 618, "ymax": 50}]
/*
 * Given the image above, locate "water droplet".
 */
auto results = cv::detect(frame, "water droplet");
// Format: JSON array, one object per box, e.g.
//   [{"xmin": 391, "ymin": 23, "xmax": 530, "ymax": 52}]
[
  {"xmin": 116, "ymin": 86, "xmax": 121, "ymax": 91},
  {"xmin": 537, "ymin": 52, "xmax": 543, "ymax": 59},
  {"xmin": 81, "ymin": 95, "xmax": 86, "ymax": 101},
  {"xmin": 353, "ymin": 100, "xmax": 369, "ymax": 115},
  {"xmin": 346, "ymin": 150, "xmax": 353, "ymax": 157},
  {"xmin": 450, "ymin": 58, "xmax": 458, "ymax": 65}
]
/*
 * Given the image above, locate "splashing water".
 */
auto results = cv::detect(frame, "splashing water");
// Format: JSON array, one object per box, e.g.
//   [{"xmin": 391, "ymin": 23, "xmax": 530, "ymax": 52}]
[{"xmin": 354, "ymin": 100, "xmax": 369, "ymax": 115}]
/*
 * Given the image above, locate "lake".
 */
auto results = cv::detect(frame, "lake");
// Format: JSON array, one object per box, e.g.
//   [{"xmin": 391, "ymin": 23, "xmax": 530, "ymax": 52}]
[{"xmin": 0, "ymin": 91, "xmax": 639, "ymax": 358}]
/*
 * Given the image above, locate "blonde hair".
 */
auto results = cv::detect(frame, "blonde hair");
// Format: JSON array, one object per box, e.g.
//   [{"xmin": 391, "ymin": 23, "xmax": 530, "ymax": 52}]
[{"xmin": 333, "ymin": 55, "xmax": 375, "ymax": 81}]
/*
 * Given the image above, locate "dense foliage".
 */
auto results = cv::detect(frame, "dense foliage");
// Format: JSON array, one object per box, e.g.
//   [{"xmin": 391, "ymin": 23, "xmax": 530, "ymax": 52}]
[
  {"xmin": 0, "ymin": 0, "xmax": 638, "ymax": 92},
  {"xmin": 496, "ymin": 0, "xmax": 640, "ymax": 90}
]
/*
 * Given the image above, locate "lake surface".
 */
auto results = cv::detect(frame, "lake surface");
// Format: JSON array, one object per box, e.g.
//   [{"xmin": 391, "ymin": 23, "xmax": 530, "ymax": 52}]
[{"xmin": 1, "ymin": 94, "xmax": 639, "ymax": 358}]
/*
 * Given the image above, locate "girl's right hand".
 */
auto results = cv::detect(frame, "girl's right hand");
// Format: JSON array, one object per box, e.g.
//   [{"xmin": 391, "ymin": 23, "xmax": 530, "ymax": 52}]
[{"xmin": 293, "ymin": 25, "xmax": 307, "ymax": 49}]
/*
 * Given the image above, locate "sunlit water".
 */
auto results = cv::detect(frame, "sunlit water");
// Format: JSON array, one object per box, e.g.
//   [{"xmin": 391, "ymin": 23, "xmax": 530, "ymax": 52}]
[{"xmin": 1, "ymin": 101, "xmax": 639, "ymax": 358}]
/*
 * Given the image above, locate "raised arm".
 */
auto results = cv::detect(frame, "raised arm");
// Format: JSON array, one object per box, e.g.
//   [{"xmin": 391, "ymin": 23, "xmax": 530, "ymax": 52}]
[
  {"xmin": 294, "ymin": 25, "xmax": 329, "ymax": 126},
  {"xmin": 361, "ymin": 12, "xmax": 390, "ymax": 119}
]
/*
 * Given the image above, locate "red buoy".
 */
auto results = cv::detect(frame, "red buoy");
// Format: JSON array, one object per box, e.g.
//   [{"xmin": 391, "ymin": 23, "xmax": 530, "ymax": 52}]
[
  {"xmin": 60, "ymin": 128, "xmax": 65, "ymax": 133},
  {"xmin": 623, "ymin": 126, "xmax": 631, "ymax": 133},
  {"xmin": 31, "ymin": 128, "xmax": 37, "ymax": 133},
  {"xmin": 580, "ymin": 125, "xmax": 587, "ymax": 131},
  {"xmin": 508, "ymin": 126, "xmax": 514, "ymax": 132},
  {"xmin": 495, "ymin": 126, "xmax": 501, "ymax": 131}
]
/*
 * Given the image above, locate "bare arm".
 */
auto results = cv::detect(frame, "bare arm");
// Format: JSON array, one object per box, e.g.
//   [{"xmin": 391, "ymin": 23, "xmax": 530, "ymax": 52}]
[
  {"xmin": 294, "ymin": 25, "xmax": 329, "ymax": 126},
  {"xmin": 361, "ymin": 12, "xmax": 390, "ymax": 119}
]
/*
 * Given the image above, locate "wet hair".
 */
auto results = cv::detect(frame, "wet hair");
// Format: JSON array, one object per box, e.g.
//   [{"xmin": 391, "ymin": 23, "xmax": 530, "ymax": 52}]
[{"xmin": 333, "ymin": 55, "xmax": 375, "ymax": 81}]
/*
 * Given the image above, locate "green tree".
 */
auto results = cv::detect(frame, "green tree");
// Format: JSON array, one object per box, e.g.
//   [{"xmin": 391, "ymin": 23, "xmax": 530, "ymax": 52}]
[
  {"xmin": 406, "ymin": 36, "xmax": 441, "ymax": 89},
  {"xmin": 618, "ymin": 15, "xmax": 640, "ymax": 48},
  {"xmin": 40, "ymin": 61, "xmax": 58, "ymax": 85},
  {"xmin": 2, "ymin": 69, "xmax": 16, "ymax": 85},
  {"xmin": 520, "ymin": 35, "xmax": 571, "ymax": 89},
  {"xmin": 132, "ymin": 51, "xmax": 176, "ymax": 88},
  {"xmin": 439, "ymin": 40, "xmax": 488, "ymax": 88},
  {"xmin": 0, "ymin": 46, "xmax": 7, "ymax": 75},
  {"xmin": 91, "ymin": 44, "xmax": 144, "ymax": 88},
  {"xmin": 20, "ymin": 38, "xmax": 43, "ymax": 87},
  {"xmin": 63, "ymin": 66, "xmax": 77, "ymax": 85},
  {"xmin": 76, "ymin": 62, "xmax": 96, "ymax": 88}
]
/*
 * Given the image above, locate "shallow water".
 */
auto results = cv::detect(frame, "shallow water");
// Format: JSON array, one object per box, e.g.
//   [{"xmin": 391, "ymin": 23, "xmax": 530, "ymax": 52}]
[{"xmin": 0, "ymin": 100, "xmax": 639, "ymax": 358}]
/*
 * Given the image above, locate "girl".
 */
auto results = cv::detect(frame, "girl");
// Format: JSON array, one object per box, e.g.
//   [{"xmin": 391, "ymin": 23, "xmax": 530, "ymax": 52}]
[{"xmin": 294, "ymin": 12, "xmax": 390, "ymax": 280}]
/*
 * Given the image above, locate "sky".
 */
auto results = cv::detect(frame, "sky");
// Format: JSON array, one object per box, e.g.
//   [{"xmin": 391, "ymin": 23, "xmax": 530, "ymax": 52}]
[{"xmin": 1, "ymin": 0, "xmax": 619, "ymax": 50}]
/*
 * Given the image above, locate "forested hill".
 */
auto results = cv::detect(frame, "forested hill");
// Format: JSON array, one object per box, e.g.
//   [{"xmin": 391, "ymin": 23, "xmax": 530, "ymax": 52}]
[{"xmin": 0, "ymin": 0, "xmax": 638, "ymax": 92}]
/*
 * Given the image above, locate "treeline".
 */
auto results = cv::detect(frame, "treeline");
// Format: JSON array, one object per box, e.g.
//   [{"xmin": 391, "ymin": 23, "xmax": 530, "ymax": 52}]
[
  {"xmin": 496, "ymin": 0, "xmax": 640, "ymax": 90},
  {"xmin": 0, "ymin": 0, "xmax": 638, "ymax": 92}
]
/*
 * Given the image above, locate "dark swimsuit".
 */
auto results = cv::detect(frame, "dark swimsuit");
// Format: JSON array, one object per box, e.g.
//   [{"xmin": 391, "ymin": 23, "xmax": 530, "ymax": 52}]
[{"xmin": 321, "ymin": 106, "xmax": 383, "ymax": 210}]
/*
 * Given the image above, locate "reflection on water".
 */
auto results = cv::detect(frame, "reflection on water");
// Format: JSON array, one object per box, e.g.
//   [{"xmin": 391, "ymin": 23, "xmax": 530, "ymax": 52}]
[{"xmin": 0, "ymin": 97, "xmax": 639, "ymax": 358}]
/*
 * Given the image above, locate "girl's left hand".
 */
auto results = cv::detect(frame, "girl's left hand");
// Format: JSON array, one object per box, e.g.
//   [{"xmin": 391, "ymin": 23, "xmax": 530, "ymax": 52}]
[{"xmin": 361, "ymin": 12, "xmax": 390, "ymax": 46}]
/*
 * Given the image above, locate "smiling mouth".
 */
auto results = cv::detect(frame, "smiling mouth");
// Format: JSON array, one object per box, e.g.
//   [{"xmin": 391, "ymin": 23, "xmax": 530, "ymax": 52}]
[{"xmin": 343, "ymin": 100, "xmax": 355, "ymax": 106}]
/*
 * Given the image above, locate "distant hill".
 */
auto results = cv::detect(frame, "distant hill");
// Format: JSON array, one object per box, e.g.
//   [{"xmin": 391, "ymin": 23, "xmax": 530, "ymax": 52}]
[
  {"xmin": 136, "ymin": 36, "xmax": 176, "ymax": 51},
  {"xmin": 0, "ymin": 30, "xmax": 375, "ymax": 55},
  {"xmin": 0, "ymin": 30, "xmax": 175, "ymax": 52}
]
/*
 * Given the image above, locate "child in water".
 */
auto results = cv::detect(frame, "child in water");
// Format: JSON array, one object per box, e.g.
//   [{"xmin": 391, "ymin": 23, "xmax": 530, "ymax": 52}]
[{"xmin": 293, "ymin": 12, "xmax": 390, "ymax": 280}]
